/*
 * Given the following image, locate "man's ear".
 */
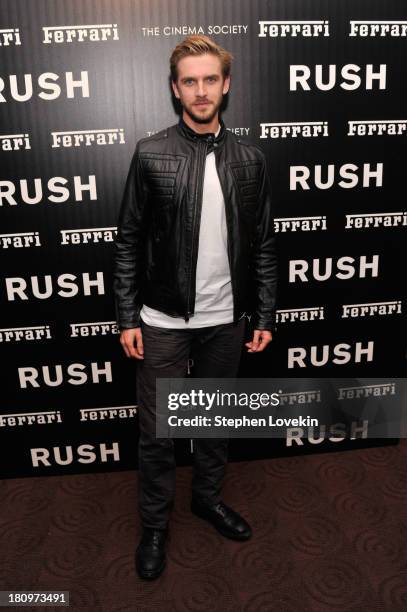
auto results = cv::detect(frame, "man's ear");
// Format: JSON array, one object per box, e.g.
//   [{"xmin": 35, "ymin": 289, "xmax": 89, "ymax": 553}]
[
  {"xmin": 171, "ymin": 79, "xmax": 180, "ymax": 99},
  {"xmin": 222, "ymin": 74, "xmax": 231, "ymax": 95}
]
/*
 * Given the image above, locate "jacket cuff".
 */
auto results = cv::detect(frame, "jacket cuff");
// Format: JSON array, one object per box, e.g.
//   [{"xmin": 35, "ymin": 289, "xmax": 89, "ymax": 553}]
[
  {"xmin": 250, "ymin": 312, "xmax": 277, "ymax": 334},
  {"xmin": 116, "ymin": 304, "xmax": 142, "ymax": 330}
]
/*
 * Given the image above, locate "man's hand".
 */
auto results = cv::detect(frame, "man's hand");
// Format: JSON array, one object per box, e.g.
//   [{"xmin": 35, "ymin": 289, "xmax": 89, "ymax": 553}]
[
  {"xmin": 245, "ymin": 329, "xmax": 273, "ymax": 353},
  {"xmin": 120, "ymin": 327, "xmax": 144, "ymax": 359}
]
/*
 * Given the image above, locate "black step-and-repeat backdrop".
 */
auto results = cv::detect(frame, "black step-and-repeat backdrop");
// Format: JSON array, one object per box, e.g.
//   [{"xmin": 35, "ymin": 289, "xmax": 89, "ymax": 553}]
[{"xmin": 1, "ymin": 0, "xmax": 406, "ymax": 477}]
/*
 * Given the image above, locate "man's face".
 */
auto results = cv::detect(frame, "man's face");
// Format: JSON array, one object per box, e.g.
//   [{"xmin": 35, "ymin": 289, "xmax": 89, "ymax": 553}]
[{"xmin": 171, "ymin": 53, "xmax": 230, "ymax": 124}]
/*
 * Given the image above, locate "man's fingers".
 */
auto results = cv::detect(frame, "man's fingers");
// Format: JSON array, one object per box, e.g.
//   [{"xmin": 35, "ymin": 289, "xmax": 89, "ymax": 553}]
[
  {"xmin": 256, "ymin": 333, "xmax": 272, "ymax": 352},
  {"xmin": 251, "ymin": 329, "xmax": 261, "ymax": 352},
  {"xmin": 246, "ymin": 330, "xmax": 273, "ymax": 353},
  {"xmin": 120, "ymin": 335, "xmax": 130, "ymax": 358},
  {"xmin": 135, "ymin": 329, "xmax": 144, "ymax": 356},
  {"xmin": 121, "ymin": 343, "xmax": 130, "ymax": 358},
  {"xmin": 246, "ymin": 330, "xmax": 260, "ymax": 353},
  {"xmin": 127, "ymin": 340, "xmax": 144, "ymax": 359},
  {"xmin": 128, "ymin": 342, "xmax": 140, "ymax": 359},
  {"xmin": 120, "ymin": 328, "xmax": 144, "ymax": 360},
  {"xmin": 252, "ymin": 330, "xmax": 261, "ymax": 350}
]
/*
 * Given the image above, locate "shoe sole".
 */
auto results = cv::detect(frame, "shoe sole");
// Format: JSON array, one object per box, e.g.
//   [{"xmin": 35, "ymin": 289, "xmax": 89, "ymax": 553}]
[{"xmin": 191, "ymin": 506, "xmax": 252, "ymax": 541}]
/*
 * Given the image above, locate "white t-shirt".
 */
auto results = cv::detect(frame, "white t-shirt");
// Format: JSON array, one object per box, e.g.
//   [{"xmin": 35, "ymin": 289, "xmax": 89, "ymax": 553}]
[{"xmin": 140, "ymin": 125, "xmax": 234, "ymax": 328}]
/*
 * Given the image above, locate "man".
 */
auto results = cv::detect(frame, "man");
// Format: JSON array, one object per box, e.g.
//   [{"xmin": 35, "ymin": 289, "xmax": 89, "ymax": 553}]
[{"xmin": 114, "ymin": 35, "xmax": 277, "ymax": 580}]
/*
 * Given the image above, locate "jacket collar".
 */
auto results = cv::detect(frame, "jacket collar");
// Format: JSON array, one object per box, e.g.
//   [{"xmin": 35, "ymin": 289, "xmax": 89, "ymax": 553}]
[{"xmin": 176, "ymin": 115, "xmax": 227, "ymax": 147}]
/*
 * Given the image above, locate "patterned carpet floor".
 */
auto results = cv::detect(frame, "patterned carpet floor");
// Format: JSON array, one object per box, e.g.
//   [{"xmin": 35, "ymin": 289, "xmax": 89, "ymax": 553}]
[{"xmin": 1, "ymin": 440, "xmax": 407, "ymax": 611}]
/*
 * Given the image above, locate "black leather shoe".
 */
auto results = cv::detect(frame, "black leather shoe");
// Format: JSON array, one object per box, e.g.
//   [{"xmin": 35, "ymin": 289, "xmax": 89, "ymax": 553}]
[
  {"xmin": 191, "ymin": 499, "xmax": 252, "ymax": 541},
  {"xmin": 135, "ymin": 527, "xmax": 168, "ymax": 580}
]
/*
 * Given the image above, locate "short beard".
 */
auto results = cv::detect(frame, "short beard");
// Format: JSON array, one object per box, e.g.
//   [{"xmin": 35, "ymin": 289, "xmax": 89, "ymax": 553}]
[{"xmin": 184, "ymin": 101, "xmax": 220, "ymax": 125}]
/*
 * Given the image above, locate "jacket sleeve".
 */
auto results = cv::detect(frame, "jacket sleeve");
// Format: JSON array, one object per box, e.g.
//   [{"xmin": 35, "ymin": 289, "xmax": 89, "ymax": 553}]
[
  {"xmin": 113, "ymin": 142, "xmax": 149, "ymax": 329},
  {"xmin": 251, "ymin": 153, "xmax": 278, "ymax": 332}
]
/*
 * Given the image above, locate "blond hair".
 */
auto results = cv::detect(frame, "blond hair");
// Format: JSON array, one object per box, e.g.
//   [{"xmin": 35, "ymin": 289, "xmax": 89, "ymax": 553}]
[{"xmin": 170, "ymin": 35, "xmax": 233, "ymax": 82}]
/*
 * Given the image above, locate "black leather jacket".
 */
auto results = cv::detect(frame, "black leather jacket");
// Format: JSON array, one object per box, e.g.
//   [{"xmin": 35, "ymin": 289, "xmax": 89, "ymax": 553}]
[{"xmin": 113, "ymin": 117, "xmax": 277, "ymax": 331}]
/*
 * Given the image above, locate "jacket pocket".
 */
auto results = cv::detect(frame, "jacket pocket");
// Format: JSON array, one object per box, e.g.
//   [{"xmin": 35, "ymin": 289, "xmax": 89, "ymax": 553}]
[
  {"xmin": 229, "ymin": 160, "xmax": 262, "ymax": 210},
  {"xmin": 140, "ymin": 153, "xmax": 186, "ymax": 209}
]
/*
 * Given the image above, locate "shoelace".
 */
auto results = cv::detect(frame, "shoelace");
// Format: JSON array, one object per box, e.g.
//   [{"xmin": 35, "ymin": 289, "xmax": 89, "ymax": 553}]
[
  {"xmin": 213, "ymin": 502, "xmax": 228, "ymax": 517},
  {"xmin": 142, "ymin": 530, "xmax": 166, "ymax": 547}
]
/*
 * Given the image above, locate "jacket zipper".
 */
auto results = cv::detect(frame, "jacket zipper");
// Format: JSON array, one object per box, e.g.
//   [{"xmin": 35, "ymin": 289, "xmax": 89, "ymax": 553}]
[
  {"xmin": 215, "ymin": 150, "xmax": 237, "ymax": 323},
  {"xmin": 185, "ymin": 138, "xmax": 208, "ymax": 321}
]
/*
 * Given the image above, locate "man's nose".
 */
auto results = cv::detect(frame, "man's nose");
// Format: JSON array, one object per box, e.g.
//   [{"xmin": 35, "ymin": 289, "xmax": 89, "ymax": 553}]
[{"xmin": 196, "ymin": 80, "xmax": 207, "ymax": 97}]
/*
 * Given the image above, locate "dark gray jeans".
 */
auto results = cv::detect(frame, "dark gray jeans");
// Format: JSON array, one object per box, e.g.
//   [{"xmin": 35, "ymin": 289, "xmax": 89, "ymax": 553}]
[{"xmin": 136, "ymin": 317, "xmax": 246, "ymax": 529}]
